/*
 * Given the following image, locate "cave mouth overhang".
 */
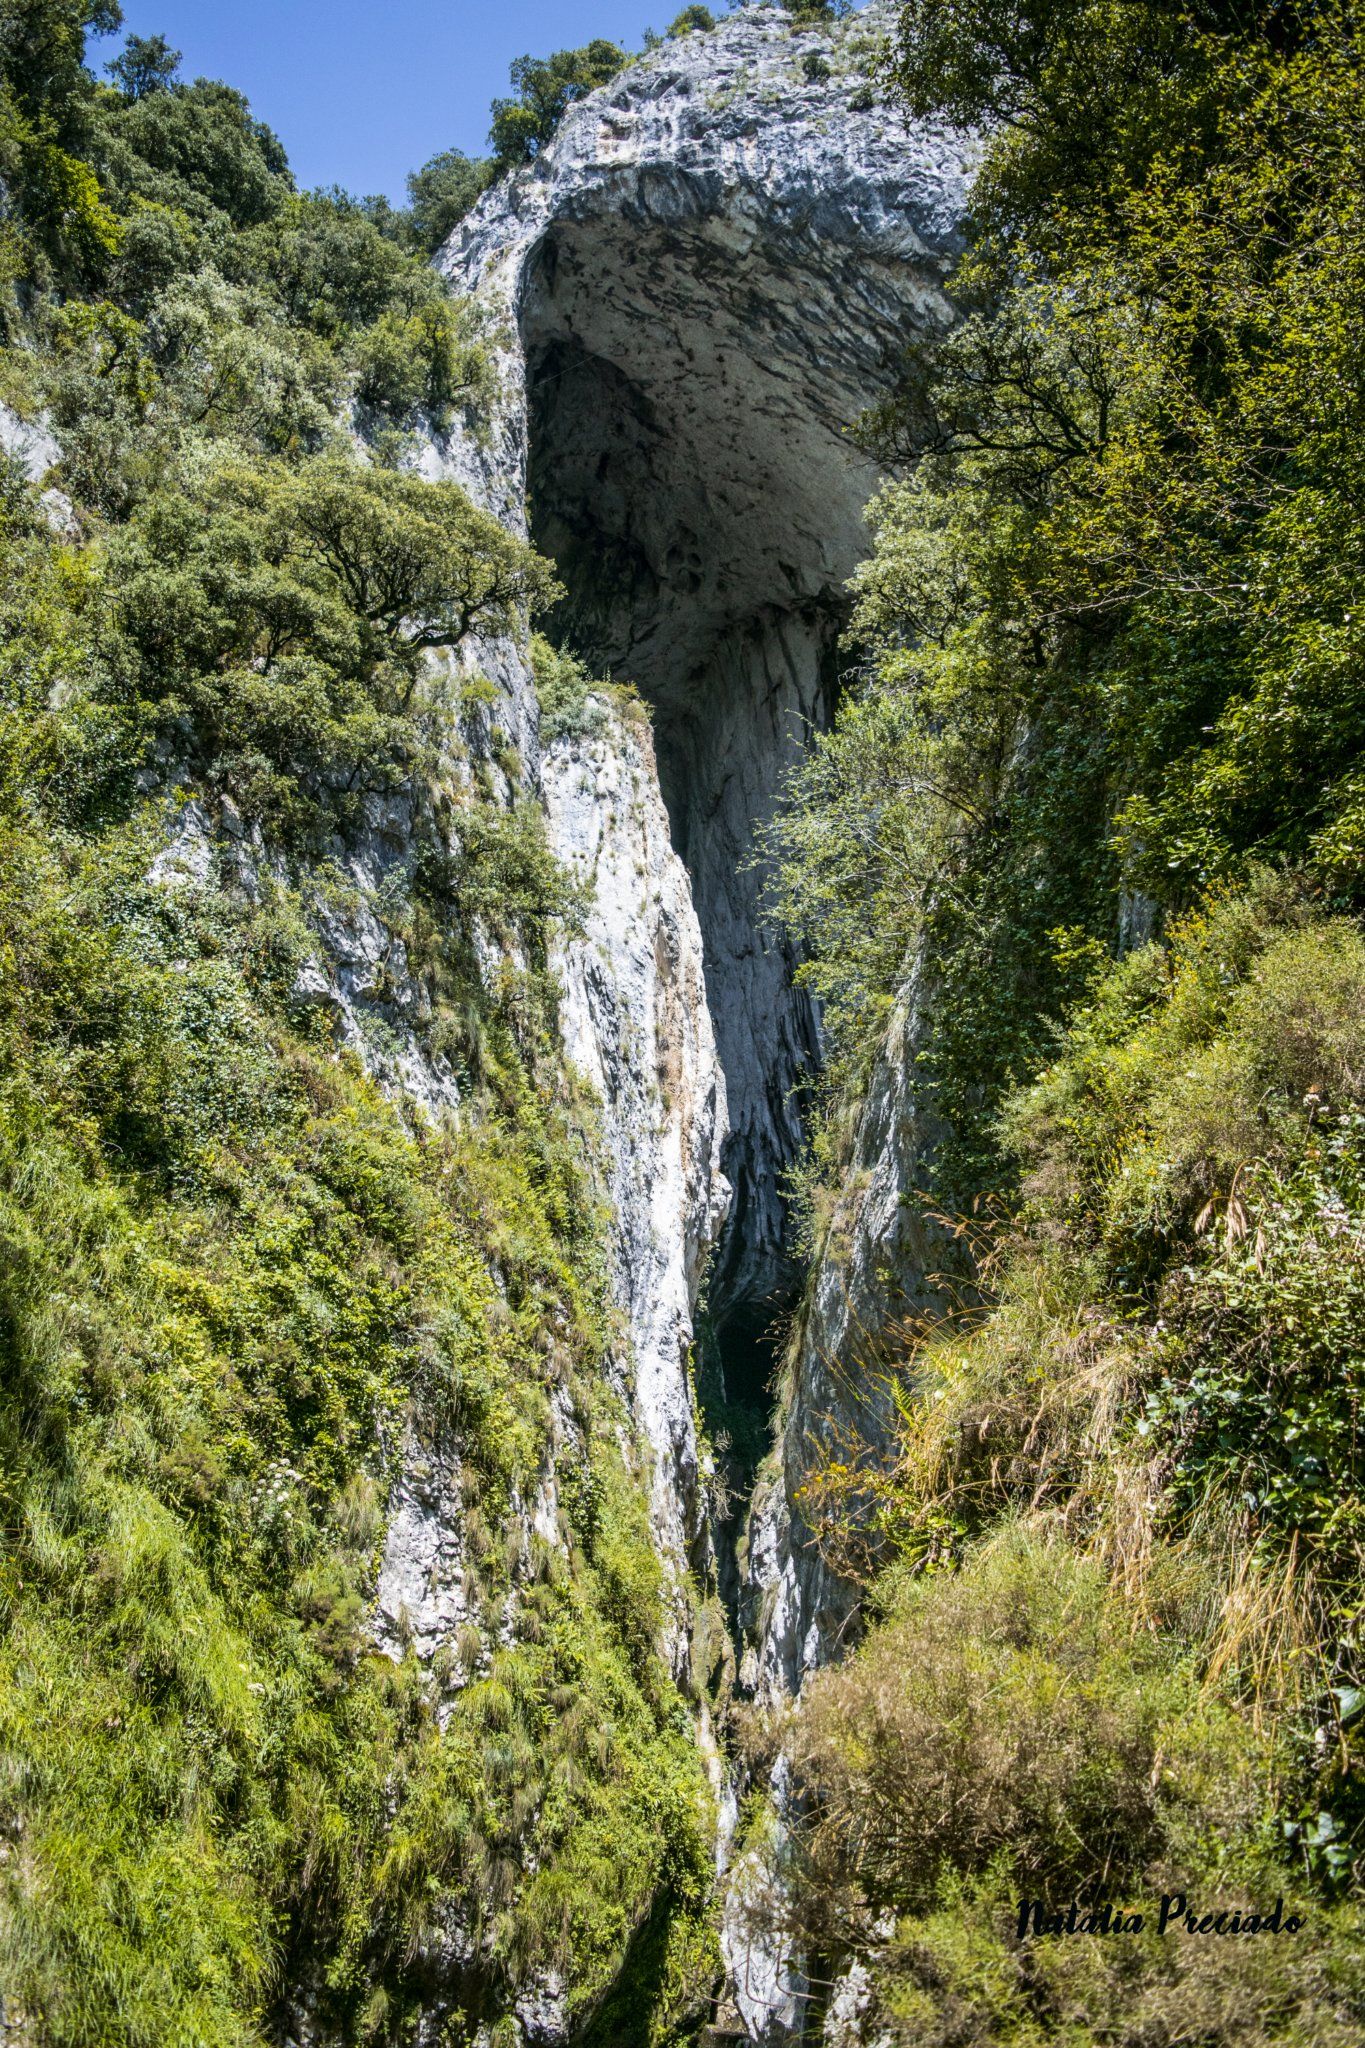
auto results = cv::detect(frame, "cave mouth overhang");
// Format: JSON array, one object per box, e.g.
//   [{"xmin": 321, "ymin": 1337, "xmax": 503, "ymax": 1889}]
[
  {"xmin": 520, "ymin": 182, "xmax": 899, "ymax": 1379},
  {"xmin": 521, "ymin": 200, "xmax": 891, "ymax": 716}
]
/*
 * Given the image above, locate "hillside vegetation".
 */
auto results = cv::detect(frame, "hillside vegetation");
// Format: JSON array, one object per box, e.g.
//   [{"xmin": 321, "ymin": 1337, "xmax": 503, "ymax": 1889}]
[
  {"xmin": 9, "ymin": 0, "xmax": 1365, "ymax": 2043},
  {"xmin": 0, "ymin": 4, "xmax": 717, "ymax": 2041},
  {"xmin": 763, "ymin": 0, "xmax": 1365, "ymax": 2037}
]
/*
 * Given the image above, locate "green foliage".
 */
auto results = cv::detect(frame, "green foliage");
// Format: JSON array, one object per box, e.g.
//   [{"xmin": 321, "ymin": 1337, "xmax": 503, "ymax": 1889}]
[
  {"xmin": 105, "ymin": 30, "xmax": 179, "ymax": 100},
  {"xmin": 1000, "ymin": 881, "xmax": 1365, "ymax": 1586},
  {"xmin": 668, "ymin": 5, "xmax": 716, "ymax": 35},
  {"xmin": 2, "ymin": 8, "xmax": 497, "ymax": 481},
  {"xmin": 405, "ymin": 147, "xmax": 495, "ymax": 254},
  {"xmin": 488, "ymin": 41, "xmax": 628, "ymax": 169},
  {"xmin": 769, "ymin": 4, "xmax": 1365, "ymax": 2028},
  {"xmin": 96, "ymin": 77, "xmax": 291, "ymax": 228},
  {"xmin": 785, "ymin": 889, "xmax": 1365, "ymax": 2032},
  {"xmin": 772, "ymin": 2, "xmax": 1365, "ymax": 1197},
  {"xmin": 796, "ymin": 1865, "xmax": 1365, "ymax": 2046},
  {"xmin": 95, "ymin": 453, "xmax": 555, "ymax": 843},
  {"xmin": 530, "ymin": 631, "xmax": 649, "ymax": 747},
  {"xmin": 790, "ymin": 1532, "xmax": 1273, "ymax": 1924},
  {"xmin": 0, "ymin": 0, "xmax": 123, "ymax": 279},
  {"xmin": 787, "ymin": 0, "xmax": 851, "ymax": 24},
  {"xmin": 0, "ymin": 805, "xmax": 708, "ymax": 2035},
  {"xmin": 0, "ymin": 12, "xmax": 716, "ymax": 2042}
]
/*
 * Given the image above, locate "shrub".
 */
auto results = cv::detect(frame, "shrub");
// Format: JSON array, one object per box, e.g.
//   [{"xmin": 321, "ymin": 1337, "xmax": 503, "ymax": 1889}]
[
  {"xmin": 788, "ymin": 1531, "xmax": 1265, "ymax": 1935},
  {"xmin": 668, "ymin": 6, "xmax": 716, "ymax": 35},
  {"xmin": 489, "ymin": 42, "xmax": 628, "ymax": 169}
]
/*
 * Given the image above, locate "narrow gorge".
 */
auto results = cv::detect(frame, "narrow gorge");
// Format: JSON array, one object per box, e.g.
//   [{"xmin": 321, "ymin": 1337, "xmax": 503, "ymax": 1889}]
[
  {"xmin": 8, "ymin": 3, "xmax": 1364, "ymax": 2044},
  {"xmin": 436, "ymin": 1, "xmax": 969, "ymax": 1701}
]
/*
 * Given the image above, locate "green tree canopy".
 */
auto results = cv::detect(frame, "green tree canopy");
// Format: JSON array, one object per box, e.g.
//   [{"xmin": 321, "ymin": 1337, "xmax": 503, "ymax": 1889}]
[
  {"xmin": 405, "ymin": 146, "xmax": 495, "ymax": 253},
  {"xmin": 94, "ymin": 76, "xmax": 291, "ymax": 226},
  {"xmin": 488, "ymin": 40, "xmax": 627, "ymax": 168},
  {"xmin": 106, "ymin": 29, "xmax": 178, "ymax": 98},
  {"xmin": 667, "ymin": 5, "xmax": 716, "ymax": 35},
  {"xmin": 0, "ymin": 0, "xmax": 120, "ymax": 125}
]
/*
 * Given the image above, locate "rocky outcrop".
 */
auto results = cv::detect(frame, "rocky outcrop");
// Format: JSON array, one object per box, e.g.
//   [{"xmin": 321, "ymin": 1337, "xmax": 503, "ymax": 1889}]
[
  {"xmin": 421, "ymin": 22, "xmax": 973, "ymax": 2033},
  {"xmin": 438, "ymin": 0, "xmax": 972, "ymax": 1373},
  {"xmin": 738, "ymin": 965, "xmax": 954, "ymax": 1699},
  {"xmin": 15, "ymin": 11, "xmax": 977, "ymax": 2036},
  {"xmin": 541, "ymin": 692, "xmax": 731, "ymax": 1666},
  {"xmin": 265, "ymin": 9, "xmax": 966, "ymax": 2030},
  {"xmin": 145, "ymin": 786, "xmax": 465, "ymax": 1123},
  {"xmin": 0, "ymin": 402, "xmax": 57, "ymax": 482}
]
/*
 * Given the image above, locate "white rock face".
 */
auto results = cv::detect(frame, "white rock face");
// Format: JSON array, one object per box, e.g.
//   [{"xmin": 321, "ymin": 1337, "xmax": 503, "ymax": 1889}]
[
  {"xmin": 0, "ymin": 403, "xmax": 58, "ymax": 482},
  {"xmin": 740, "ymin": 964, "xmax": 954, "ymax": 1696},
  {"xmin": 373, "ymin": 1442, "xmax": 473, "ymax": 1671},
  {"xmin": 541, "ymin": 695, "xmax": 731, "ymax": 1665},
  {"xmin": 725, "ymin": 966, "xmax": 963, "ymax": 2042},
  {"xmin": 147, "ymin": 788, "xmax": 465, "ymax": 1125},
  {"xmin": 11, "ymin": 14, "xmax": 972, "ymax": 2035},
  {"xmin": 718, "ymin": 1754, "xmax": 807, "ymax": 2044},
  {"xmin": 420, "ymin": 27, "xmax": 972, "ymax": 2034},
  {"xmin": 439, "ymin": 0, "xmax": 972, "ymax": 1335}
]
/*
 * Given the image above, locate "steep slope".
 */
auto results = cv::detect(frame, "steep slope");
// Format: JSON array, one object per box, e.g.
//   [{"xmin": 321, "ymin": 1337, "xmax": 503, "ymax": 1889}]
[
  {"xmin": 0, "ymin": 9, "xmax": 977, "ymax": 2042},
  {"xmin": 437, "ymin": 2, "xmax": 969, "ymax": 1676}
]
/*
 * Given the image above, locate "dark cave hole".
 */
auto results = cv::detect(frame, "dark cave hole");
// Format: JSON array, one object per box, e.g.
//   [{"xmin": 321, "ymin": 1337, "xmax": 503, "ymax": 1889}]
[{"xmin": 520, "ymin": 206, "xmax": 889, "ymax": 1630}]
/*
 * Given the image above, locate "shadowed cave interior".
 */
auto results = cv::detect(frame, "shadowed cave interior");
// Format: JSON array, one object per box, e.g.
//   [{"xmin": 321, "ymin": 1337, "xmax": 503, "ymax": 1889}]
[{"xmin": 521, "ymin": 202, "xmax": 888, "ymax": 1600}]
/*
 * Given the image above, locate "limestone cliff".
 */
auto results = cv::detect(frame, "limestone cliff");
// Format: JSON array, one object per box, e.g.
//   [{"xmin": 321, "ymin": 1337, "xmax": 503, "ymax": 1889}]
[
  {"xmin": 1, "ymin": 7, "xmax": 978, "ymax": 2040},
  {"xmin": 541, "ymin": 694, "xmax": 730, "ymax": 1667},
  {"xmin": 184, "ymin": 5, "xmax": 969, "ymax": 2031},
  {"xmin": 433, "ymin": 0, "xmax": 970, "ymax": 1714}
]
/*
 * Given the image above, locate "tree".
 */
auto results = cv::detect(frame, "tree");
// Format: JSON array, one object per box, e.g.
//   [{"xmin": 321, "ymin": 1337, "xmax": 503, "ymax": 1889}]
[
  {"xmin": 488, "ymin": 40, "xmax": 626, "ymax": 168},
  {"xmin": 286, "ymin": 459, "xmax": 560, "ymax": 659},
  {"xmin": 405, "ymin": 147, "xmax": 494, "ymax": 254},
  {"xmin": 108, "ymin": 455, "xmax": 561, "ymax": 828},
  {"xmin": 107, "ymin": 30, "xmax": 179, "ymax": 99},
  {"xmin": 0, "ymin": 0, "xmax": 121, "ymax": 124},
  {"xmin": 97, "ymin": 77, "xmax": 291, "ymax": 227},
  {"xmin": 0, "ymin": 0, "xmax": 124, "ymax": 275}
]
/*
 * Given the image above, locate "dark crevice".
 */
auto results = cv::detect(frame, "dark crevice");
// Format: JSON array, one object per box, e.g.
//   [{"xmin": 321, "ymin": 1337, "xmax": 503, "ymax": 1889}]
[{"xmin": 521, "ymin": 202, "xmax": 886, "ymax": 1625}]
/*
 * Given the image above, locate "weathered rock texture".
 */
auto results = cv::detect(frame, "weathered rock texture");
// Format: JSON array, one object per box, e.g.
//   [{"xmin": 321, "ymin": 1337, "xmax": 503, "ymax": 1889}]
[
  {"xmin": 439, "ymin": 0, "xmax": 972, "ymax": 1398},
  {"xmin": 13, "ymin": 9, "xmax": 975, "ymax": 2033},
  {"xmin": 425, "ymin": 23, "xmax": 973, "ymax": 2028},
  {"xmin": 739, "ymin": 966, "xmax": 953, "ymax": 1700},
  {"xmin": 270, "ymin": 8, "xmax": 967, "ymax": 2031},
  {"xmin": 541, "ymin": 694, "xmax": 731, "ymax": 1665}
]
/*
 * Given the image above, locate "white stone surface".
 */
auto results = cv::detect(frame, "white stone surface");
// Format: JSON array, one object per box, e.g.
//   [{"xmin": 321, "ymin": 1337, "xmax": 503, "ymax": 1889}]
[
  {"xmin": 435, "ymin": 0, "xmax": 972, "ymax": 1328},
  {"xmin": 542, "ymin": 697, "xmax": 730, "ymax": 1667},
  {"xmin": 276, "ymin": 10, "xmax": 969, "ymax": 2034},
  {"xmin": 0, "ymin": 403, "xmax": 58, "ymax": 484},
  {"xmin": 740, "ymin": 962, "xmax": 952, "ymax": 1699}
]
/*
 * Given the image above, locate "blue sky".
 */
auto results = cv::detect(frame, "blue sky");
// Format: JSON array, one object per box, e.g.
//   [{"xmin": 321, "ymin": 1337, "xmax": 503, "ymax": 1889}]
[{"xmin": 93, "ymin": 1, "xmax": 704, "ymax": 204}]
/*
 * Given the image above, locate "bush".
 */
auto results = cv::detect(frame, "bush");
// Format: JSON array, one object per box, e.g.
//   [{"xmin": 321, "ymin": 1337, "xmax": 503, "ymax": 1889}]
[
  {"xmin": 1006, "ymin": 879, "xmax": 1365, "ymax": 1287},
  {"xmin": 489, "ymin": 42, "xmax": 628, "ymax": 169},
  {"xmin": 780, "ymin": 1532, "xmax": 1365, "ymax": 2045},
  {"xmin": 788, "ymin": 1531, "xmax": 1265, "ymax": 1934},
  {"xmin": 668, "ymin": 6, "xmax": 716, "ymax": 36}
]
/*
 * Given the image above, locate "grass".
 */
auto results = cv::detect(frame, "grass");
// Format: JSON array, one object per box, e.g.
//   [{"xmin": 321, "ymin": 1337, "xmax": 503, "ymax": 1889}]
[{"xmin": 755, "ymin": 877, "xmax": 1365, "ymax": 2039}]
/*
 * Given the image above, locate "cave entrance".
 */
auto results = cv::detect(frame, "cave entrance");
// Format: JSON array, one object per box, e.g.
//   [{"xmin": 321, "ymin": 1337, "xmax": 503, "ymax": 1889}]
[{"xmin": 521, "ymin": 200, "xmax": 890, "ymax": 1559}]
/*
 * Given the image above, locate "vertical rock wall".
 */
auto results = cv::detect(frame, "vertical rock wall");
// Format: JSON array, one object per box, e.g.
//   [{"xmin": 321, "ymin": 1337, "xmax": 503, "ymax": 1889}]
[
  {"xmin": 540, "ymin": 698, "xmax": 731, "ymax": 1667},
  {"xmin": 398, "ymin": 10, "xmax": 972, "ymax": 2031},
  {"xmin": 437, "ymin": 7, "xmax": 969, "ymax": 1532}
]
